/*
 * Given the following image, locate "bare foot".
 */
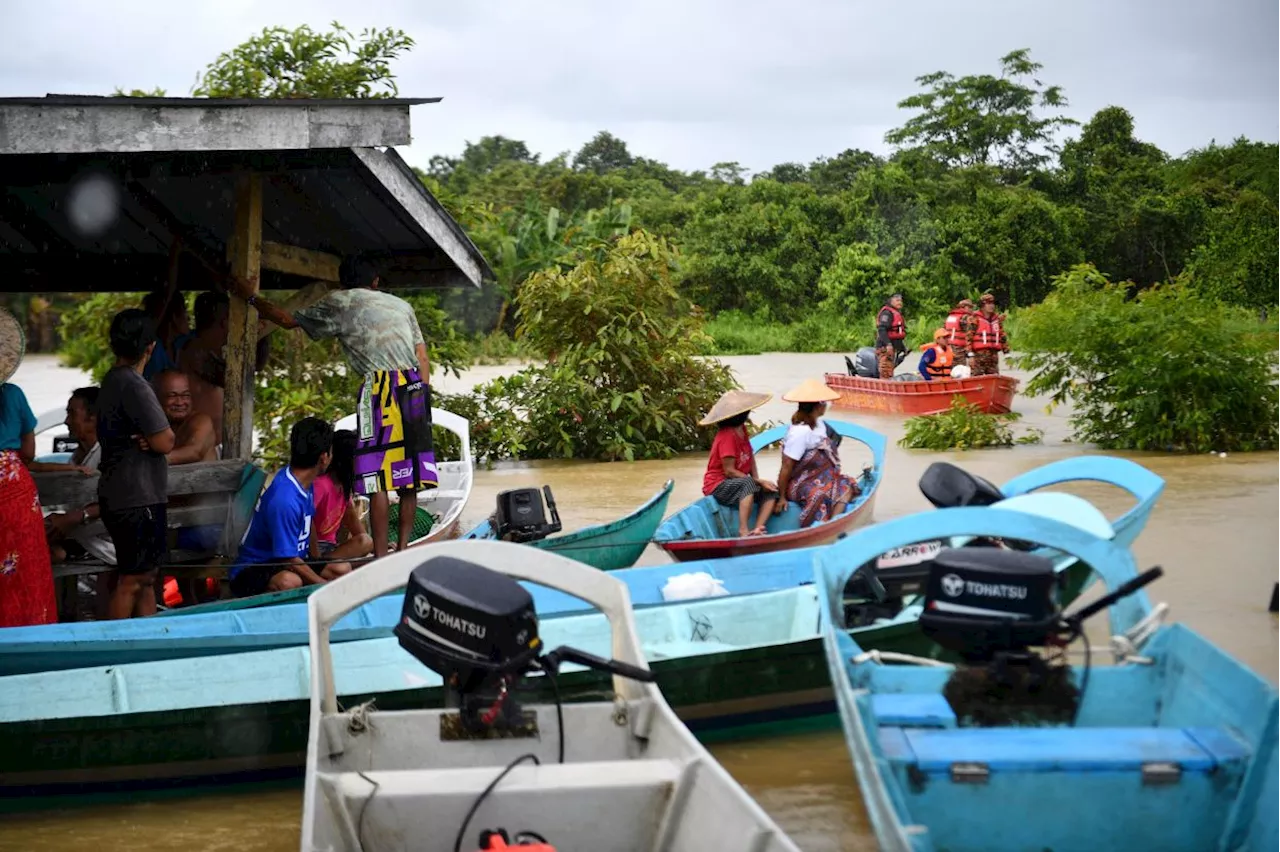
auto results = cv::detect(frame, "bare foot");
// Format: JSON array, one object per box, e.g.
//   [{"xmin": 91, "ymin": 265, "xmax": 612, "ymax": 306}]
[{"xmin": 747, "ymin": 525, "xmax": 768, "ymax": 537}]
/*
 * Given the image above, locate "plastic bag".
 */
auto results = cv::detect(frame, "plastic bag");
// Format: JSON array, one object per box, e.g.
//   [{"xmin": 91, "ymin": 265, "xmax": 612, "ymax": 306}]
[{"xmin": 661, "ymin": 572, "xmax": 730, "ymax": 602}]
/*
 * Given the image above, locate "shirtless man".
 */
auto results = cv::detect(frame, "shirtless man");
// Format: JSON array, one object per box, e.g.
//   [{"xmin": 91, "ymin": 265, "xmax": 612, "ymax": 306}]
[
  {"xmin": 151, "ymin": 370, "xmax": 217, "ymax": 463},
  {"xmin": 178, "ymin": 291, "xmax": 269, "ymax": 445}
]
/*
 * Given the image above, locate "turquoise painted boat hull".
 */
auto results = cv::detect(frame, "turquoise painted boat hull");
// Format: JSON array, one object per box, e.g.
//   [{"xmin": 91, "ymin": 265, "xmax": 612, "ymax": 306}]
[
  {"xmin": 462, "ymin": 478, "xmax": 675, "ymax": 571},
  {"xmin": 816, "ymin": 507, "xmax": 1277, "ymax": 852},
  {"xmin": 150, "ymin": 479, "xmax": 676, "ymax": 619},
  {"xmin": 0, "ymin": 457, "xmax": 1164, "ymax": 677}
]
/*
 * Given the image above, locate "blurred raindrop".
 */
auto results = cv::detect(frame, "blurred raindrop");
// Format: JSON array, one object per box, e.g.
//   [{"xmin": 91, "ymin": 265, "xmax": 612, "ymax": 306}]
[{"xmin": 66, "ymin": 172, "xmax": 122, "ymax": 238}]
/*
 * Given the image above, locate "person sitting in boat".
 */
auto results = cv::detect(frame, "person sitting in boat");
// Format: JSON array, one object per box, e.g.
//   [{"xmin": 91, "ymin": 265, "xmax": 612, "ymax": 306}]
[
  {"xmin": 311, "ymin": 429, "xmax": 373, "ymax": 574},
  {"xmin": 917, "ymin": 328, "xmax": 955, "ymax": 382},
  {"xmin": 228, "ymin": 417, "xmax": 350, "ymax": 598},
  {"xmin": 775, "ymin": 379, "xmax": 861, "ymax": 528},
  {"xmin": 970, "ymin": 293, "xmax": 1009, "ymax": 377},
  {"xmin": 699, "ymin": 390, "xmax": 779, "ymax": 538}
]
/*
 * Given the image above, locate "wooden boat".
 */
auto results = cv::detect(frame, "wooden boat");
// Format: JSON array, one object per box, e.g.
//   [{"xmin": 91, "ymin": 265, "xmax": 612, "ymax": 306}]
[
  {"xmin": 0, "ymin": 463, "xmax": 1162, "ymax": 797},
  {"xmin": 462, "ymin": 478, "xmax": 675, "ymax": 571},
  {"xmin": 0, "ymin": 457, "xmax": 1160, "ymax": 677},
  {"xmin": 653, "ymin": 419, "xmax": 886, "ymax": 562},
  {"xmin": 138, "ymin": 406, "xmax": 473, "ymax": 617},
  {"xmin": 823, "ymin": 371, "xmax": 1019, "ymax": 416},
  {"xmin": 817, "ymin": 507, "xmax": 1277, "ymax": 852},
  {"xmin": 301, "ymin": 539, "xmax": 799, "ymax": 851}
]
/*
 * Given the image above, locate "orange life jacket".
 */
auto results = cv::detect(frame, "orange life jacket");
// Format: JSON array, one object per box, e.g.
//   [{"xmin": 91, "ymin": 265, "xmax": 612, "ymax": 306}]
[
  {"xmin": 944, "ymin": 309, "xmax": 972, "ymax": 347},
  {"xmin": 923, "ymin": 344, "xmax": 954, "ymax": 378},
  {"xmin": 972, "ymin": 314, "xmax": 1005, "ymax": 351},
  {"xmin": 880, "ymin": 305, "xmax": 906, "ymax": 340}
]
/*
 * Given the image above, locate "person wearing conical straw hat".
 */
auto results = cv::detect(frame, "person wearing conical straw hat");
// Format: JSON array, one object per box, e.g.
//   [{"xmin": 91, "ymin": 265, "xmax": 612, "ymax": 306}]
[
  {"xmin": 0, "ymin": 307, "xmax": 58, "ymax": 627},
  {"xmin": 774, "ymin": 379, "xmax": 861, "ymax": 529},
  {"xmin": 699, "ymin": 390, "xmax": 779, "ymax": 538},
  {"xmin": 917, "ymin": 328, "xmax": 955, "ymax": 382}
]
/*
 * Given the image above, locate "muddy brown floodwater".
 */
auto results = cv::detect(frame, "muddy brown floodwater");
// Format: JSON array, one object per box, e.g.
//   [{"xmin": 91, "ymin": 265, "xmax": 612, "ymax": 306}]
[{"xmin": 3, "ymin": 352, "xmax": 1276, "ymax": 852}]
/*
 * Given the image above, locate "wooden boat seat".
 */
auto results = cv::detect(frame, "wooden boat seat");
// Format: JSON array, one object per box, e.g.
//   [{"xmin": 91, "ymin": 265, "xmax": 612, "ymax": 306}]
[
  {"xmin": 870, "ymin": 693, "xmax": 957, "ymax": 728},
  {"xmin": 879, "ymin": 725, "xmax": 1252, "ymax": 774}
]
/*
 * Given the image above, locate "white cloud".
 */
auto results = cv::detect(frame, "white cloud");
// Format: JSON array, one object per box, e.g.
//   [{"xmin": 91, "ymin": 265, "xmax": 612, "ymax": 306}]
[{"xmin": 2, "ymin": 0, "xmax": 1275, "ymax": 173}]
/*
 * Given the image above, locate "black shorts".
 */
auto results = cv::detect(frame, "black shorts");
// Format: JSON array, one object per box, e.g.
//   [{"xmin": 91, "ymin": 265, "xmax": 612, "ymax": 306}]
[
  {"xmin": 229, "ymin": 563, "xmax": 289, "ymax": 598},
  {"xmin": 101, "ymin": 504, "xmax": 167, "ymax": 577}
]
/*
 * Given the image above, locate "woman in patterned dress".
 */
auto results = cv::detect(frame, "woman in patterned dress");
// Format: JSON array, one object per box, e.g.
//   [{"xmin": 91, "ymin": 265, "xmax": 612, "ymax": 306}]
[
  {"xmin": 775, "ymin": 379, "xmax": 861, "ymax": 529},
  {"xmin": 0, "ymin": 308, "xmax": 57, "ymax": 627}
]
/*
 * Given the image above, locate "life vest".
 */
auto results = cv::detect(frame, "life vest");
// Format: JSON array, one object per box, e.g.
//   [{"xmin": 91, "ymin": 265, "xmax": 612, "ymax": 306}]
[
  {"xmin": 972, "ymin": 314, "xmax": 1004, "ymax": 351},
  {"xmin": 923, "ymin": 344, "xmax": 954, "ymax": 378},
  {"xmin": 944, "ymin": 310, "xmax": 971, "ymax": 347},
  {"xmin": 880, "ymin": 306, "xmax": 906, "ymax": 340}
]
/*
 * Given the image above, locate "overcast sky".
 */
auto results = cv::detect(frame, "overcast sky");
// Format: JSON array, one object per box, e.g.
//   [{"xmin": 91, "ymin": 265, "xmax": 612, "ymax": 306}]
[{"xmin": 3, "ymin": 0, "xmax": 1276, "ymax": 175}]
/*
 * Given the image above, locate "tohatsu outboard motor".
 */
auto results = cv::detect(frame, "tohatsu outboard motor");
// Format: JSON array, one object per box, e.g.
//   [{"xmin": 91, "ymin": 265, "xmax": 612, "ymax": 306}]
[
  {"xmin": 918, "ymin": 547, "xmax": 1163, "ymax": 727},
  {"xmin": 493, "ymin": 486, "xmax": 563, "ymax": 543},
  {"xmin": 845, "ymin": 347, "xmax": 880, "ymax": 378}
]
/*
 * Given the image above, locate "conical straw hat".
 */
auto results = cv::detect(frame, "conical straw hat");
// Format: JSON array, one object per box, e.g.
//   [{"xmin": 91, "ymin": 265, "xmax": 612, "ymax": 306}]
[
  {"xmin": 698, "ymin": 389, "xmax": 772, "ymax": 427},
  {"xmin": 782, "ymin": 378, "xmax": 840, "ymax": 404},
  {"xmin": 0, "ymin": 308, "xmax": 24, "ymax": 386}
]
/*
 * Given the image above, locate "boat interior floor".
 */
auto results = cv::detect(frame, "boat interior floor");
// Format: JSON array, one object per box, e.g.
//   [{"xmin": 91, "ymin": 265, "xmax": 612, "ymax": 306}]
[
  {"xmin": 312, "ymin": 700, "xmax": 786, "ymax": 852},
  {"xmin": 860, "ymin": 631, "xmax": 1270, "ymax": 852}
]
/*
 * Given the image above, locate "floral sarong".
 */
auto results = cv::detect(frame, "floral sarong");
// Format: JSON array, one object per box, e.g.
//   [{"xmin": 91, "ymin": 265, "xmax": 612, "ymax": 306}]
[{"xmin": 786, "ymin": 437, "xmax": 860, "ymax": 528}]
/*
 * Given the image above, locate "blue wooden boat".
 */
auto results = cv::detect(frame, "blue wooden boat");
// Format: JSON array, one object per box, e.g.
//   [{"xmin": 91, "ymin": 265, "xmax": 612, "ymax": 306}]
[
  {"xmin": 0, "ymin": 492, "xmax": 1113, "ymax": 797},
  {"xmin": 816, "ymin": 507, "xmax": 1277, "ymax": 852},
  {"xmin": 461, "ymin": 478, "xmax": 675, "ymax": 571},
  {"xmin": 654, "ymin": 419, "xmax": 887, "ymax": 562},
  {"xmin": 0, "ymin": 456, "xmax": 1163, "ymax": 677}
]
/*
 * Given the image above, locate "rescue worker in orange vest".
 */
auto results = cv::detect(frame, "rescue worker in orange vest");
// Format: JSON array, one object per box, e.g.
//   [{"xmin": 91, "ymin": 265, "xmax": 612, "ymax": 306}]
[
  {"xmin": 874, "ymin": 294, "xmax": 907, "ymax": 379},
  {"xmin": 918, "ymin": 328, "xmax": 955, "ymax": 381},
  {"xmin": 970, "ymin": 293, "xmax": 1009, "ymax": 376},
  {"xmin": 944, "ymin": 298, "xmax": 977, "ymax": 368}
]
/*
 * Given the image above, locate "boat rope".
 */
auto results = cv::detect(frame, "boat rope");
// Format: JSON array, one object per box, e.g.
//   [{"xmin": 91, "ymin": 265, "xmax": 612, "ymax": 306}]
[
  {"xmin": 1063, "ymin": 601, "xmax": 1169, "ymax": 665},
  {"xmin": 342, "ymin": 698, "xmax": 378, "ymax": 734},
  {"xmin": 851, "ymin": 649, "xmax": 950, "ymax": 667}
]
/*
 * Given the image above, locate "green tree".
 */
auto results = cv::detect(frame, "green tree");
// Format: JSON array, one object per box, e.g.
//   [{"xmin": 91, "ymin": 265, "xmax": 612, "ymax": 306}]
[
  {"xmin": 1183, "ymin": 189, "xmax": 1279, "ymax": 309},
  {"xmin": 885, "ymin": 49, "xmax": 1077, "ymax": 177},
  {"xmin": 573, "ymin": 131, "xmax": 636, "ymax": 174},
  {"xmin": 1013, "ymin": 264, "xmax": 1277, "ymax": 453},
  {"xmin": 192, "ymin": 22, "xmax": 414, "ymax": 98},
  {"xmin": 455, "ymin": 231, "xmax": 738, "ymax": 463}
]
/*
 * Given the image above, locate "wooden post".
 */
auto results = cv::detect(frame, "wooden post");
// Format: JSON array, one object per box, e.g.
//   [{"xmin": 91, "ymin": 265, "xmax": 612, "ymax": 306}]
[{"xmin": 222, "ymin": 173, "xmax": 262, "ymax": 460}]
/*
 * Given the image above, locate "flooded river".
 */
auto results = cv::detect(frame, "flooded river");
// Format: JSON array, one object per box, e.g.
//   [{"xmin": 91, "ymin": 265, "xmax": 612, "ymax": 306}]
[{"xmin": 2, "ymin": 352, "xmax": 1276, "ymax": 851}]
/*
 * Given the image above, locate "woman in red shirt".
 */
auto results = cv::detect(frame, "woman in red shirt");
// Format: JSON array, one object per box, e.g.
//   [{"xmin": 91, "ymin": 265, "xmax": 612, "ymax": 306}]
[{"xmin": 700, "ymin": 390, "xmax": 779, "ymax": 537}]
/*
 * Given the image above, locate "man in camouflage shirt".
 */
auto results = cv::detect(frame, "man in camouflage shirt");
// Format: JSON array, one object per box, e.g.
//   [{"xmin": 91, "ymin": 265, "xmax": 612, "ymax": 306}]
[{"xmin": 237, "ymin": 257, "xmax": 436, "ymax": 559}]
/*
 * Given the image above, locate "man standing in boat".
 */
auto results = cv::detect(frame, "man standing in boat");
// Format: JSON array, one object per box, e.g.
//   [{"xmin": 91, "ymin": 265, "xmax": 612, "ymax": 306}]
[
  {"xmin": 234, "ymin": 256, "xmax": 437, "ymax": 558},
  {"xmin": 874, "ymin": 294, "xmax": 907, "ymax": 379},
  {"xmin": 944, "ymin": 299, "xmax": 977, "ymax": 370},
  {"xmin": 970, "ymin": 294, "xmax": 1009, "ymax": 376}
]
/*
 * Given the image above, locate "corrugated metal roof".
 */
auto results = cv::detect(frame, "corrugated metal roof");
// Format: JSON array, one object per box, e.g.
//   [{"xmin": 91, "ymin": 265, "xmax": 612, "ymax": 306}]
[{"xmin": 1, "ymin": 94, "xmax": 441, "ymax": 107}]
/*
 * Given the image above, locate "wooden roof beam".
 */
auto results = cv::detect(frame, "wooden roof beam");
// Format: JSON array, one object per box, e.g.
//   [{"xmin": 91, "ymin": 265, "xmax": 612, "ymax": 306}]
[{"xmin": 260, "ymin": 241, "xmax": 339, "ymax": 282}]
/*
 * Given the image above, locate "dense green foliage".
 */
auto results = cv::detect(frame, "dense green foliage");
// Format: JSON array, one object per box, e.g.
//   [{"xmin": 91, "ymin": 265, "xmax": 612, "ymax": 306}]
[
  {"xmin": 35, "ymin": 28, "xmax": 1276, "ymax": 463},
  {"xmin": 193, "ymin": 22, "xmax": 413, "ymax": 98},
  {"xmin": 1012, "ymin": 265, "xmax": 1278, "ymax": 453},
  {"xmin": 444, "ymin": 232, "xmax": 738, "ymax": 464},
  {"xmin": 899, "ymin": 398, "xmax": 1043, "ymax": 451}
]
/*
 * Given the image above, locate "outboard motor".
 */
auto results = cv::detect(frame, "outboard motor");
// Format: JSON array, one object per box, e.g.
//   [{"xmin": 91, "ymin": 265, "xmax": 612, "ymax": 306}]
[
  {"xmin": 394, "ymin": 555, "xmax": 655, "ymax": 738},
  {"xmin": 917, "ymin": 547, "xmax": 1163, "ymax": 727},
  {"xmin": 493, "ymin": 486, "xmax": 563, "ymax": 543},
  {"xmin": 846, "ymin": 347, "xmax": 879, "ymax": 378},
  {"xmin": 918, "ymin": 462, "xmax": 1004, "ymax": 509}
]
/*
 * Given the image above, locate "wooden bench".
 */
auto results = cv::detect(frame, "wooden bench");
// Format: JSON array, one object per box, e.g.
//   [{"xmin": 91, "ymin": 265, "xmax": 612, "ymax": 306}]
[{"xmin": 33, "ymin": 460, "xmax": 262, "ymax": 619}]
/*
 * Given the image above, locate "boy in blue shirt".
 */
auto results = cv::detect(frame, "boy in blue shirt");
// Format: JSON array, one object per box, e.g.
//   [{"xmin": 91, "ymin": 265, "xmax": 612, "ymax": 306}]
[{"xmin": 230, "ymin": 417, "xmax": 351, "ymax": 598}]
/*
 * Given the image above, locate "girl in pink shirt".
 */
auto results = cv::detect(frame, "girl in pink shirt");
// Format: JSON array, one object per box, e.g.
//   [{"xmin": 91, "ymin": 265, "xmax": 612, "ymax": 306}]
[{"xmin": 311, "ymin": 430, "xmax": 373, "ymax": 571}]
